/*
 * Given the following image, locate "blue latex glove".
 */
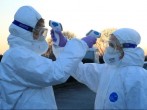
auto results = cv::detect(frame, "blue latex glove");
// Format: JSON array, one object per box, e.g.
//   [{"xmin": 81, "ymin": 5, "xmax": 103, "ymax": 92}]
[
  {"xmin": 82, "ymin": 36, "xmax": 97, "ymax": 48},
  {"xmin": 50, "ymin": 29, "xmax": 67, "ymax": 47}
]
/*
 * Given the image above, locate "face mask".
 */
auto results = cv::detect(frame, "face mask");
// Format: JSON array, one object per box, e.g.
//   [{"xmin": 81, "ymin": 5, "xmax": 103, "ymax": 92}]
[
  {"xmin": 103, "ymin": 47, "xmax": 121, "ymax": 65},
  {"xmin": 31, "ymin": 40, "xmax": 49, "ymax": 55}
]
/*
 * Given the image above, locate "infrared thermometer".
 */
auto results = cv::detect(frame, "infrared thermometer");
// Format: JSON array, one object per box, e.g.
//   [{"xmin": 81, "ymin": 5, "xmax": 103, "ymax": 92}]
[
  {"xmin": 49, "ymin": 20, "xmax": 63, "ymax": 45},
  {"xmin": 86, "ymin": 30, "xmax": 101, "ymax": 38}
]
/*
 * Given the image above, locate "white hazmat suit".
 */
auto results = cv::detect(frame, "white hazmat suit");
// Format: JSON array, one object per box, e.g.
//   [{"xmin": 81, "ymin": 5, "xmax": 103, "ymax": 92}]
[
  {"xmin": 53, "ymin": 28, "xmax": 147, "ymax": 109},
  {"xmin": 0, "ymin": 6, "xmax": 88, "ymax": 109}
]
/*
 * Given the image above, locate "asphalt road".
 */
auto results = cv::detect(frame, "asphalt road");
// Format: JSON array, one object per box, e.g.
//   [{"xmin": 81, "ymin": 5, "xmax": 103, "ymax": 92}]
[{"xmin": 54, "ymin": 81, "xmax": 96, "ymax": 110}]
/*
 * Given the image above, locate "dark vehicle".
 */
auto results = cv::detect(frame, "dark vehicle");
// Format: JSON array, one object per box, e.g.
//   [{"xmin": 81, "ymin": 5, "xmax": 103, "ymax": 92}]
[
  {"xmin": 0, "ymin": 55, "xmax": 3, "ymax": 62},
  {"xmin": 82, "ymin": 48, "xmax": 99, "ymax": 63}
]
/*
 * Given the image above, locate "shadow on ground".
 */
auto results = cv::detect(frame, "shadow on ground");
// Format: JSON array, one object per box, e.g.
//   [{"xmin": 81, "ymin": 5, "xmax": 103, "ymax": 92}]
[{"xmin": 54, "ymin": 80, "xmax": 96, "ymax": 110}]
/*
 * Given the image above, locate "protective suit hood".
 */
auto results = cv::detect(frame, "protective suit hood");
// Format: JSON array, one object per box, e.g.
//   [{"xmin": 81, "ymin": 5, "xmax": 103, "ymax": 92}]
[
  {"xmin": 112, "ymin": 28, "xmax": 144, "ymax": 67},
  {"xmin": 121, "ymin": 47, "xmax": 144, "ymax": 67},
  {"xmin": 8, "ymin": 6, "xmax": 48, "ymax": 55},
  {"xmin": 112, "ymin": 28, "xmax": 141, "ymax": 45},
  {"xmin": 9, "ymin": 6, "xmax": 41, "ymax": 41}
]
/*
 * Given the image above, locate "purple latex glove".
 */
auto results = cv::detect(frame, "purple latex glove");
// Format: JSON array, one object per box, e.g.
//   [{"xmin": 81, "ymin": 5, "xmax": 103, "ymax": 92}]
[
  {"xmin": 50, "ymin": 29, "xmax": 67, "ymax": 47},
  {"xmin": 82, "ymin": 36, "xmax": 97, "ymax": 48}
]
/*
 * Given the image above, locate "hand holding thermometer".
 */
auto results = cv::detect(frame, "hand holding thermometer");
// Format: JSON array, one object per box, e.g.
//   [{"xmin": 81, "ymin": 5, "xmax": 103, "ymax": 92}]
[{"xmin": 49, "ymin": 20, "xmax": 63, "ymax": 45}]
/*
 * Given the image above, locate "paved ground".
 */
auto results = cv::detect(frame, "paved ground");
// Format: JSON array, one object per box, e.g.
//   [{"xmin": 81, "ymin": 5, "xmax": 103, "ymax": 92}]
[{"xmin": 54, "ymin": 81, "xmax": 96, "ymax": 110}]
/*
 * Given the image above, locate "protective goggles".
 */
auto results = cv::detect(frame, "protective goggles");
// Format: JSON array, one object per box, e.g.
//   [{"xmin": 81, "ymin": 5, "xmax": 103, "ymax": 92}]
[
  {"xmin": 103, "ymin": 40, "xmax": 118, "ymax": 49},
  {"xmin": 33, "ymin": 27, "xmax": 48, "ymax": 41},
  {"xmin": 12, "ymin": 20, "xmax": 48, "ymax": 41}
]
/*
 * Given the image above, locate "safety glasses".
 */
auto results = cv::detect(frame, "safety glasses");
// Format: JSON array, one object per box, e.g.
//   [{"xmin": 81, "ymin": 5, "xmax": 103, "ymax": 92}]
[
  {"xmin": 33, "ymin": 27, "xmax": 48, "ymax": 41},
  {"xmin": 103, "ymin": 40, "xmax": 117, "ymax": 49},
  {"xmin": 103, "ymin": 40, "xmax": 123, "ymax": 54}
]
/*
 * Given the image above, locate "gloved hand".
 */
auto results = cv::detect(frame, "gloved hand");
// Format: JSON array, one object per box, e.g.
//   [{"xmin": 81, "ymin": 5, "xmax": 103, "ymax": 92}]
[
  {"xmin": 82, "ymin": 36, "xmax": 97, "ymax": 48},
  {"xmin": 50, "ymin": 29, "xmax": 67, "ymax": 47}
]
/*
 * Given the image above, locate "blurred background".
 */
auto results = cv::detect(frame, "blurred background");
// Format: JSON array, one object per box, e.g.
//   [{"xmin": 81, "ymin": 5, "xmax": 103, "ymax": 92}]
[{"xmin": 1, "ymin": 0, "xmax": 147, "ymax": 109}]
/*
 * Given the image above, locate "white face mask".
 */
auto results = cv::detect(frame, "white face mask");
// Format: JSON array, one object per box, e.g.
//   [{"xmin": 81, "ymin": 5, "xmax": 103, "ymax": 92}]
[
  {"xmin": 103, "ymin": 47, "xmax": 121, "ymax": 65},
  {"xmin": 31, "ymin": 40, "xmax": 49, "ymax": 55}
]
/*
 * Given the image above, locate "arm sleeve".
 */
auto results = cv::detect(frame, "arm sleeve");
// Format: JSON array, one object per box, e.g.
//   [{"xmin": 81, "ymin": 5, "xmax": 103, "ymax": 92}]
[
  {"xmin": 52, "ymin": 40, "xmax": 105, "ymax": 92},
  {"xmin": 2, "ymin": 38, "xmax": 88, "ymax": 88},
  {"xmin": 71, "ymin": 63, "xmax": 105, "ymax": 93},
  {"xmin": 52, "ymin": 44, "xmax": 64, "ymax": 58}
]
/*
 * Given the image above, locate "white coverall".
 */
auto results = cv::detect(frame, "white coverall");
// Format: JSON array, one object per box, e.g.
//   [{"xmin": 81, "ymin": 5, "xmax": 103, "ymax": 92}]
[
  {"xmin": 0, "ymin": 38, "xmax": 87, "ymax": 109},
  {"xmin": 71, "ymin": 48, "xmax": 147, "ymax": 109},
  {"xmin": 53, "ymin": 29, "xmax": 147, "ymax": 109},
  {"xmin": 0, "ymin": 6, "xmax": 88, "ymax": 109}
]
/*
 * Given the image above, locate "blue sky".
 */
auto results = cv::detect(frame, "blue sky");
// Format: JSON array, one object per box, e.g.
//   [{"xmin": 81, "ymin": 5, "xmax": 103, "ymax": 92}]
[{"xmin": 1, "ymin": 0, "xmax": 147, "ymax": 54}]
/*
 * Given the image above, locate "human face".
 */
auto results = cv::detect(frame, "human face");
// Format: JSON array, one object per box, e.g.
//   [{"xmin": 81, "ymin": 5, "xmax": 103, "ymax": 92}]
[
  {"xmin": 109, "ymin": 34, "xmax": 121, "ymax": 50},
  {"xmin": 109, "ymin": 34, "xmax": 124, "ymax": 59},
  {"xmin": 108, "ymin": 34, "xmax": 124, "ymax": 59},
  {"xmin": 33, "ymin": 18, "xmax": 48, "ymax": 41}
]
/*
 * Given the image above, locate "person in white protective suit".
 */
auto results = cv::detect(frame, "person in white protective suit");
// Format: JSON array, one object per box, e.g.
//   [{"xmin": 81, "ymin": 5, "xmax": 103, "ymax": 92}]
[
  {"xmin": 53, "ymin": 28, "xmax": 147, "ymax": 109},
  {"xmin": 0, "ymin": 6, "xmax": 97, "ymax": 109}
]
